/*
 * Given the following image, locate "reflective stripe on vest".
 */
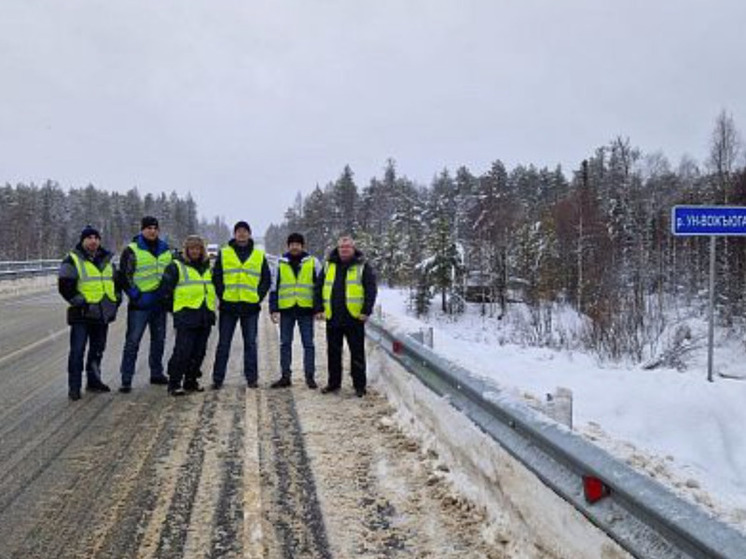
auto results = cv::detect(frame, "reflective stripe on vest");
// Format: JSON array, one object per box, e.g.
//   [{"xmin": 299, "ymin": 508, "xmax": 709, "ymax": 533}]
[
  {"xmin": 69, "ymin": 252, "xmax": 116, "ymax": 304},
  {"xmin": 128, "ymin": 242, "xmax": 172, "ymax": 292},
  {"xmin": 173, "ymin": 261, "xmax": 216, "ymax": 313},
  {"xmin": 221, "ymin": 246, "xmax": 264, "ymax": 303},
  {"xmin": 278, "ymin": 257, "xmax": 316, "ymax": 310},
  {"xmin": 322, "ymin": 262, "xmax": 365, "ymax": 319}
]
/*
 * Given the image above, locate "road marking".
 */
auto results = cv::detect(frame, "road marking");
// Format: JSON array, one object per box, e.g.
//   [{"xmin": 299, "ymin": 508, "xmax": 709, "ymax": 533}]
[
  {"xmin": 0, "ymin": 326, "xmax": 68, "ymax": 367},
  {"xmin": 244, "ymin": 388, "xmax": 264, "ymax": 558}
]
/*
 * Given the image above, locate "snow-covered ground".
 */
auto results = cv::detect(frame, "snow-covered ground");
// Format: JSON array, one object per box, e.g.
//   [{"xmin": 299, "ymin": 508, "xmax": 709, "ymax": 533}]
[
  {"xmin": 375, "ymin": 287, "xmax": 746, "ymax": 533},
  {"xmin": 0, "ymin": 274, "xmax": 56, "ymax": 300}
]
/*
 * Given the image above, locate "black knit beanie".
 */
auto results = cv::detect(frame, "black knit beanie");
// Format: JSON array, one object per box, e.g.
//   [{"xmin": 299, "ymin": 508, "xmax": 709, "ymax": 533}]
[
  {"xmin": 141, "ymin": 216, "xmax": 159, "ymax": 230},
  {"xmin": 287, "ymin": 232, "xmax": 305, "ymax": 246},
  {"xmin": 234, "ymin": 221, "xmax": 251, "ymax": 234},
  {"xmin": 79, "ymin": 224, "xmax": 101, "ymax": 242}
]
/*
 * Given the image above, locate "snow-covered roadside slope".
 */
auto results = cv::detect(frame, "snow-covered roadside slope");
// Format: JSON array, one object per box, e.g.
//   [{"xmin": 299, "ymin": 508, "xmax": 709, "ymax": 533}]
[
  {"xmin": 0, "ymin": 274, "xmax": 56, "ymax": 300},
  {"xmin": 374, "ymin": 287, "xmax": 746, "ymax": 533}
]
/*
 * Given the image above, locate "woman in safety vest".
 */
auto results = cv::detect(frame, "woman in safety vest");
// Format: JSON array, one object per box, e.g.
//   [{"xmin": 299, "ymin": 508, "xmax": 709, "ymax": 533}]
[{"xmin": 160, "ymin": 235, "xmax": 215, "ymax": 396}]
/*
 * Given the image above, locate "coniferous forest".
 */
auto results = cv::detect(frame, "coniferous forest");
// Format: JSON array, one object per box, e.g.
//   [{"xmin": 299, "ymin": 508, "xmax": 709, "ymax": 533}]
[
  {"xmin": 266, "ymin": 112, "xmax": 746, "ymax": 361},
  {"xmin": 0, "ymin": 183, "xmax": 231, "ymax": 259}
]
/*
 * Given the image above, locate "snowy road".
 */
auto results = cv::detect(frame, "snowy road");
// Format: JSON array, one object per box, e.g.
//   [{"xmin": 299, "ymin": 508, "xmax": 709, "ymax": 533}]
[{"xmin": 0, "ymin": 290, "xmax": 607, "ymax": 558}]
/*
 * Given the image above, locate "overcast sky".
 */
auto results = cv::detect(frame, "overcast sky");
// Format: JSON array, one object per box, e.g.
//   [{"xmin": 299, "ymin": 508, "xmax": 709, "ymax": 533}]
[{"xmin": 1, "ymin": 1, "xmax": 745, "ymax": 236}]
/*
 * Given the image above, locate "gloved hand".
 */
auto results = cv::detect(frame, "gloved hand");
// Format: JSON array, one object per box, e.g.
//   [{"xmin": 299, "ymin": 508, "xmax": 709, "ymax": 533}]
[
  {"xmin": 126, "ymin": 287, "xmax": 141, "ymax": 301},
  {"xmin": 137, "ymin": 291, "xmax": 159, "ymax": 309}
]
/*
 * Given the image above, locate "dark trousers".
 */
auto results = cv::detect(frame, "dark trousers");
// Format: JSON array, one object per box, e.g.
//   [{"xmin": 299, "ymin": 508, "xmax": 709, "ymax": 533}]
[
  {"xmin": 68, "ymin": 322, "xmax": 109, "ymax": 392},
  {"xmin": 167, "ymin": 326, "xmax": 211, "ymax": 389},
  {"xmin": 326, "ymin": 320, "xmax": 366, "ymax": 391},
  {"xmin": 212, "ymin": 312, "xmax": 259, "ymax": 384},
  {"xmin": 119, "ymin": 307, "xmax": 167, "ymax": 385},
  {"xmin": 280, "ymin": 312, "xmax": 315, "ymax": 380}
]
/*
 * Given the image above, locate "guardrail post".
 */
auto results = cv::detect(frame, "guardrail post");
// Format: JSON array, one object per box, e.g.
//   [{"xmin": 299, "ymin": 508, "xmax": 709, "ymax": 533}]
[
  {"xmin": 423, "ymin": 326, "xmax": 433, "ymax": 348},
  {"xmin": 545, "ymin": 387, "xmax": 573, "ymax": 429}
]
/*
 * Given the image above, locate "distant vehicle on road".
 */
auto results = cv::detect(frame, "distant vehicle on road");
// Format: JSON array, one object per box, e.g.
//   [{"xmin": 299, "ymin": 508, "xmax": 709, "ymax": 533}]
[{"xmin": 206, "ymin": 243, "xmax": 219, "ymax": 259}]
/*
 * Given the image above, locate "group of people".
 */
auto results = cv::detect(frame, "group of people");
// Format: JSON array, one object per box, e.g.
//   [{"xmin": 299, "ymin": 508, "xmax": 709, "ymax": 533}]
[{"xmin": 58, "ymin": 216, "xmax": 377, "ymax": 400}]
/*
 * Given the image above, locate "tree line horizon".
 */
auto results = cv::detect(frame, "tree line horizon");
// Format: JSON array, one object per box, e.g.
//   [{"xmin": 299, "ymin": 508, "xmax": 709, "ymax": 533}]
[
  {"xmin": 265, "ymin": 111, "xmax": 746, "ymax": 361},
  {"xmin": 0, "ymin": 184, "xmax": 232, "ymax": 261}
]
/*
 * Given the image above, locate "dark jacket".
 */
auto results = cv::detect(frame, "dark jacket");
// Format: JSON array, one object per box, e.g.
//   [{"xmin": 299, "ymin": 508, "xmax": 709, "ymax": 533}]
[
  {"xmin": 118, "ymin": 234, "xmax": 171, "ymax": 310},
  {"xmin": 58, "ymin": 243, "xmax": 121, "ymax": 325},
  {"xmin": 160, "ymin": 255, "xmax": 216, "ymax": 329},
  {"xmin": 315, "ymin": 248, "xmax": 377, "ymax": 326},
  {"xmin": 269, "ymin": 251, "xmax": 323, "ymax": 315},
  {"xmin": 212, "ymin": 239, "xmax": 271, "ymax": 315}
]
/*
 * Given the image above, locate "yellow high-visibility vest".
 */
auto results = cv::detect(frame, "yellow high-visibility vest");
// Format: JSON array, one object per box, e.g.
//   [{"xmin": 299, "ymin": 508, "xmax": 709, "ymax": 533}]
[
  {"xmin": 322, "ymin": 262, "xmax": 365, "ymax": 319},
  {"xmin": 278, "ymin": 256, "xmax": 316, "ymax": 310},
  {"xmin": 220, "ymin": 246, "xmax": 264, "ymax": 303},
  {"xmin": 69, "ymin": 252, "xmax": 116, "ymax": 304},
  {"xmin": 129, "ymin": 242, "xmax": 172, "ymax": 292},
  {"xmin": 173, "ymin": 261, "xmax": 216, "ymax": 313}
]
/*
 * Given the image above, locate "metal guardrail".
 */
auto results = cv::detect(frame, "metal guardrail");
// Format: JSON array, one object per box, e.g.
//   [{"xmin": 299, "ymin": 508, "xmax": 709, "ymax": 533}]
[
  {"xmin": 0, "ymin": 260, "xmax": 59, "ymax": 280},
  {"xmin": 366, "ymin": 316, "xmax": 746, "ymax": 559}
]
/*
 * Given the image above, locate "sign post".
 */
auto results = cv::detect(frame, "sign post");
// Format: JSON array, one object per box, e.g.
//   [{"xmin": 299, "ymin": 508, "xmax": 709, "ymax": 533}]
[{"xmin": 671, "ymin": 205, "xmax": 746, "ymax": 381}]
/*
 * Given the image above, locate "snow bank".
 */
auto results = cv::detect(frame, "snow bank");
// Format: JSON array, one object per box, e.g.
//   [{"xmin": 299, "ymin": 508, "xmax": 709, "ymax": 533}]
[
  {"xmin": 367, "ymin": 341, "xmax": 630, "ymax": 559},
  {"xmin": 0, "ymin": 274, "xmax": 56, "ymax": 300},
  {"xmin": 374, "ymin": 287, "xmax": 746, "ymax": 534}
]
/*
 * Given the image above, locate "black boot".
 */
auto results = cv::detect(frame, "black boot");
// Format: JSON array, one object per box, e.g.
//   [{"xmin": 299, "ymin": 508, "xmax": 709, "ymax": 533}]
[
  {"xmin": 87, "ymin": 362, "xmax": 111, "ymax": 392},
  {"xmin": 184, "ymin": 379, "xmax": 204, "ymax": 392},
  {"xmin": 270, "ymin": 376, "xmax": 292, "ymax": 389}
]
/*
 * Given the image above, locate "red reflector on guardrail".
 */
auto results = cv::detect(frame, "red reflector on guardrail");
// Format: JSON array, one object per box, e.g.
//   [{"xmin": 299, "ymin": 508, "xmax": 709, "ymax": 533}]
[
  {"xmin": 392, "ymin": 340, "xmax": 403, "ymax": 354},
  {"xmin": 583, "ymin": 475, "xmax": 610, "ymax": 503}
]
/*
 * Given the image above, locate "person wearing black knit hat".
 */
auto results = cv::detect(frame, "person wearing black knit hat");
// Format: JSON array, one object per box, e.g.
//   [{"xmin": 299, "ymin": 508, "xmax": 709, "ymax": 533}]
[
  {"xmin": 269, "ymin": 232, "xmax": 322, "ymax": 389},
  {"xmin": 117, "ymin": 215, "xmax": 173, "ymax": 392},
  {"xmin": 58, "ymin": 225, "xmax": 121, "ymax": 400},
  {"xmin": 234, "ymin": 221, "xmax": 251, "ymax": 234},
  {"xmin": 211, "ymin": 220, "xmax": 271, "ymax": 389},
  {"xmin": 141, "ymin": 215, "xmax": 159, "ymax": 230},
  {"xmin": 79, "ymin": 225, "xmax": 100, "ymax": 241}
]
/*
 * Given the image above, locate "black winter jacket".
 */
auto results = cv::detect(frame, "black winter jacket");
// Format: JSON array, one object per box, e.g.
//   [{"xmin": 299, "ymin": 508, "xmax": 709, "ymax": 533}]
[
  {"xmin": 315, "ymin": 248, "xmax": 377, "ymax": 326},
  {"xmin": 58, "ymin": 244, "xmax": 121, "ymax": 325},
  {"xmin": 160, "ymin": 256, "xmax": 216, "ymax": 329},
  {"xmin": 211, "ymin": 239, "xmax": 271, "ymax": 315}
]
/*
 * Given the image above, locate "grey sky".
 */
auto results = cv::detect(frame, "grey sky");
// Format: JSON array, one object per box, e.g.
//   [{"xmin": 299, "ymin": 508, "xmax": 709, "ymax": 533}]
[{"xmin": 1, "ymin": 1, "xmax": 745, "ymax": 235}]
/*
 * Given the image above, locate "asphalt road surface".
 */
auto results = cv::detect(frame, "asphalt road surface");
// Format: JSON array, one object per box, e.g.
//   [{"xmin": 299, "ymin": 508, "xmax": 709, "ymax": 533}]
[{"xmin": 0, "ymin": 290, "xmax": 535, "ymax": 559}]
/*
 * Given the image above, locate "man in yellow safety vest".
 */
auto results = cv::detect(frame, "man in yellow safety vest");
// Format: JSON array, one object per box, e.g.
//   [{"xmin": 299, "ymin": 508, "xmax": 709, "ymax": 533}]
[
  {"xmin": 269, "ymin": 232, "xmax": 323, "ymax": 389},
  {"xmin": 58, "ymin": 225, "xmax": 121, "ymax": 400},
  {"xmin": 211, "ymin": 221, "xmax": 271, "ymax": 389},
  {"xmin": 317, "ymin": 236, "xmax": 377, "ymax": 397},
  {"xmin": 118, "ymin": 216, "xmax": 172, "ymax": 392}
]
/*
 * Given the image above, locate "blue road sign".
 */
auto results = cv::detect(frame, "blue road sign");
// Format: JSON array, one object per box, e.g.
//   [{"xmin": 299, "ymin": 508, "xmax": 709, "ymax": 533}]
[{"xmin": 672, "ymin": 205, "xmax": 746, "ymax": 236}]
